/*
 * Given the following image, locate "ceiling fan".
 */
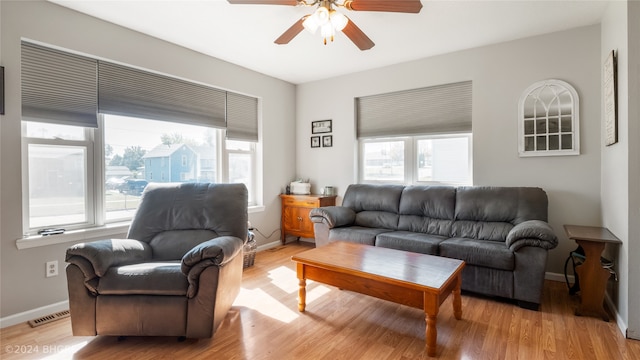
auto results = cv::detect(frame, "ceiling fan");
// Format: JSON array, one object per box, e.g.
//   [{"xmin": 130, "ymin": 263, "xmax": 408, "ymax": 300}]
[{"xmin": 227, "ymin": 0, "xmax": 423, "ymax": 50}]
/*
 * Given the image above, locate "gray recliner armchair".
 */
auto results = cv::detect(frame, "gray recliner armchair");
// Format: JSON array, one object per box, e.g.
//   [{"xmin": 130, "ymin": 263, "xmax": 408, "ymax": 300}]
[{"xmin": 65, "ymin": 182, "xmax": 248, "ymax": 338}]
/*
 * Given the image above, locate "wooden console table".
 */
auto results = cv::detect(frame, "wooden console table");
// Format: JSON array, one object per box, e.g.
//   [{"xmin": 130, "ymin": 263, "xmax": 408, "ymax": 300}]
[{"xmin": 563, "ymin": 224, "xmax": 621, "ymax": 321}]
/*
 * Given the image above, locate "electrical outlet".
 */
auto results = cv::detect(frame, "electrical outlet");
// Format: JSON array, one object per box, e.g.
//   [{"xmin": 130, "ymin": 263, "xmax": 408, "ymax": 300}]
[{"xmin": 46, "ymin": 260, "xmax": 58, "ymax": 278}]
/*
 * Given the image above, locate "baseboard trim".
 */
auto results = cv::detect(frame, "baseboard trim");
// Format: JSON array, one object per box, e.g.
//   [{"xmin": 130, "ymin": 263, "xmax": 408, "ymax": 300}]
[
  {"xmin": 0, "ymin": 300, "xmax": 69, "ymax": 329},
  {"xmin": 257, "ymin": 240, "xmax": 282, "ymax": 252},
  {"xmin": 545, "ymin": 271, "xmax": 571, "ymax": 283}
]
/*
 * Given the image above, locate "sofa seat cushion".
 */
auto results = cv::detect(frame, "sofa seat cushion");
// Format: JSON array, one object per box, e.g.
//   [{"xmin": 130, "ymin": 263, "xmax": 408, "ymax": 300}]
[
  {"xmin": 98, "ymin": 261, "xmax": 188, "ymax": 296},
  {"xmin": 375, "ymin": 231, "xmax": 446, "ymax": 255},
  {"xmin": 439, "ymin": 238, "xmax": 514, "ymax": 270},
  {"xmin": 329, "ymin": 226, "xmax": 392, "ymax": 246}
]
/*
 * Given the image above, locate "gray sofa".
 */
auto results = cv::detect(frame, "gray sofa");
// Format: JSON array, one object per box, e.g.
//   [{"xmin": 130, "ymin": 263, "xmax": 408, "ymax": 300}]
[
  {"xmin": 65, "ymin": 182, "xmax": 247, "ymax": 338},
  {"xmin": 309, "ymin": 184, "xmax": 558, "ymax": 309}
]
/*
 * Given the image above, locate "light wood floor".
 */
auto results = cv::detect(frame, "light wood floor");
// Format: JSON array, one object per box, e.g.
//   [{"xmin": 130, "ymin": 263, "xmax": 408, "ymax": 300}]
[{"xmin": 2, "ymin": 242, "xmax": 639, "ymax": 359}]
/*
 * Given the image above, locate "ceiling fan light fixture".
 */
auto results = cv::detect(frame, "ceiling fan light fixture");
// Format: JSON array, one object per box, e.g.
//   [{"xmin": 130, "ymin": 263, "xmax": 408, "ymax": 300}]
[
  {"xmin": 330, "ymin": 10, "xmax": 348, "ymax": 31},
  {"xmin": 302, "ymin": 14, "xmax": 319, "ymax": 33},
  {"xmin": 303, "ymin": 6, "xmax": 330, "ymax": 34}
]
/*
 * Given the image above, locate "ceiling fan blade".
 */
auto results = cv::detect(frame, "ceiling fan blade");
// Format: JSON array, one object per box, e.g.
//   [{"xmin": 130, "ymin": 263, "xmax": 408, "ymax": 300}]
[
  {"xmin": 344, "ymin": 0, "xmax": 423, "ymax": 13},
  {"xmin": 227, "ymin": 0, "xmax": 299, "ymax": 5},
  {"xmin": 341, "ymin": 19, "xmax": 375, "ymax": 50},
  {"xmin": 274, "ymin": 18, "xmax": 306, "ymax": 44}
]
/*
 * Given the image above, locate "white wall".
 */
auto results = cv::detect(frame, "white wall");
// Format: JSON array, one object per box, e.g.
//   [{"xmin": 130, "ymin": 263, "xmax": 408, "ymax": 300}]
[
  {"xmin": 626, "ymin": 0, "xmax": 640, "ymax": 339},
  {"xmin": 627, "ymin": 1, "xmax": 640, "ymax": 340},
  {"xmin": 600, "ymin": 0, "xmax": 640, "ymax": 340},
  {"xmin": 601, "ymin": 0, "xmax": 630, "ymax": 336},
  {"xmin": 297, "ymin": 25, "xmax": 602, "ymax": 277},
  {"xmin": 0, "ymin": 1, "xmax": 296, "ymax": 319}
]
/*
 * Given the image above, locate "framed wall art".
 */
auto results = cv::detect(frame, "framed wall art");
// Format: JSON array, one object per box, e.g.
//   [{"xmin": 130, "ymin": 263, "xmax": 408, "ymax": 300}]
[
  {"xmin": 322, "ymin": 135, "xmax": 333, "ymax": 147},
  {"xmin": 311, "ymin": 136, "xmax": 320, "ymax": 148},
  {"xmin": 603, "ymin": 50, "xmax": 618, "ymax": 146},
  {"xmin": 312, "ymin": 120, "xmax": 332, "ymax": 134},
  {"xmin": 0, "ymin": 66, "xmax": 4, "ymax": 115}
]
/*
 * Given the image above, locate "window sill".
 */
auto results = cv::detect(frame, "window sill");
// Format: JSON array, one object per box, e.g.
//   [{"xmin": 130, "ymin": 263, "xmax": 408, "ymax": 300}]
[
  {"xmin": 16, "ymin": 222, "xmax": 130, "ymax": 250},
  {"xmin": 16, "ymin": 205, "xmax": 265, "ymax": 250}
]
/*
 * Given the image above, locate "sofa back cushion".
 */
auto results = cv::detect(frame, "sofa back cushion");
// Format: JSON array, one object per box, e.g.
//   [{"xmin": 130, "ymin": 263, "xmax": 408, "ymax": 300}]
[
  {"xmin": 451, "ymin": 187, "xmax": 548, "ymax": 241},
  {"xmin": 355, "ymin": 211, "xmax": 399, "ymax": 229},
  {"xmin": 454, "ymin": 187, "xmax": 548, "ymax": 223},
  {"xmin": 343, "ymin": 184, "xmax": 403, "ymax": 229},
  {"xmin": 450, "ymin": 221, "xmax": 514, "ymax": 241},
  {"xmin": 397, "ymin": 186, "xmax": 456, "ymax": 236},
  {"xmin": 150, "ymin": 229, "xmax": 218, "ymax": 260},
  {"xmin": 342, "ymin": 184, "xmax": 404, "ymax": 213}
]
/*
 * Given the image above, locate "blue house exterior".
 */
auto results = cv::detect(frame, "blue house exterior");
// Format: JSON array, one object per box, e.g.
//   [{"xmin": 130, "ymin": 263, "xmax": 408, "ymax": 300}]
[{"xmin": 143, "ymin": 144, "xmax": 197, "ymax": 183}]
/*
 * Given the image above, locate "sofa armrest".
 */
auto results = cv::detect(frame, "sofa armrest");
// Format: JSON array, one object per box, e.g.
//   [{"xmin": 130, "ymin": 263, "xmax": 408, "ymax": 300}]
[
  {"xmin": 506, "ymin": 220, "xmax": 558, "ymax": 251},
  {"xmin": 309, "ymin": 206, "xmax": 356, "ymax": 229},
  {"xmin": 65, "ymin": 239, "xmax": 152, "ymax": 277},
  {"xmin": 181, "ymin": 236, "xmax": 243, "ymax": 298}
]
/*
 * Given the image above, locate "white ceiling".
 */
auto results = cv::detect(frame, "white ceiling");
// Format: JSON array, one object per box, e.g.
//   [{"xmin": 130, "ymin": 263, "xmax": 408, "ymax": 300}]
[{"xmin": 48, "ymin": 0, "xmax": 610, "ymax": 84}]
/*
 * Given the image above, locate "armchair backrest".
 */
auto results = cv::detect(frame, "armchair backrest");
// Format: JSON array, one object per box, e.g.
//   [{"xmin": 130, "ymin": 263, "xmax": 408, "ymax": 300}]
[{"xmin": 127, "ymin": 182, "xmax": 248, "ymax": 260}]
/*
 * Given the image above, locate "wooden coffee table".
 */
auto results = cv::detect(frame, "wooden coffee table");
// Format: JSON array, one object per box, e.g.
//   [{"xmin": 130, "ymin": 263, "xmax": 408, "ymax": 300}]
[{"xmin": 291, "ymin": 241, "xmax": 465, "ymax": 357}]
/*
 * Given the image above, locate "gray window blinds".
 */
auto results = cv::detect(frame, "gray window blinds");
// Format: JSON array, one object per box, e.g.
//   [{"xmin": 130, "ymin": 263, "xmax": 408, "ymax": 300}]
[
  {"xmin": 98, "ymin": 62, "xmax": 226, "ymax": 129},
  {"xmin": 355, "ymin": 81, "xmax": 472, "ymax": 138},
  {"xmin": 21, "ymin": 41, "xmax": 258, "ymax": 138},
  {"xmin": 226, "ymin": 92, "xmax": 259, "ymax": 142},
  {"xmin": 21, "ymin": 42, "xmax": 99, "ymax": 128}
]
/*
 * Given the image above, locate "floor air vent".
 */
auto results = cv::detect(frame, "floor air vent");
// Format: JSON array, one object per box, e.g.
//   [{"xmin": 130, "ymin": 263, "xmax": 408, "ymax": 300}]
[{"xmin": 28, "ymin": 310, "xmax": 70, "ymax": 328}]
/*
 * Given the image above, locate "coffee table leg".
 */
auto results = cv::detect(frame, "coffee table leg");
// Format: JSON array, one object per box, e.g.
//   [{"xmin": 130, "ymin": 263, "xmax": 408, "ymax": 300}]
[
  {"xmin": 453, "ymin": 275, "xmax": 462, "ymax": 320},
  {"xmin": 298, "ymin": 278, "xmax": 306, "ymax": 312},
  {"xmin": 424, "ymin": 295, "xmax": 439, "ymax": 357},
  {"xmin": 296, "ymin": 263, "xmax": 307, "ymax": 312},
  {"xmin": 425, "ymin": 313, "xmax": 437, "ymax": 357}
]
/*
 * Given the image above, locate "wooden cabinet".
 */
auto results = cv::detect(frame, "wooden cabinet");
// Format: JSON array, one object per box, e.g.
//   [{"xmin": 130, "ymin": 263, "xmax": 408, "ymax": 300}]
[{"xmin": 280, "ymin": 194, "xmax": 336, "ymax": 244}]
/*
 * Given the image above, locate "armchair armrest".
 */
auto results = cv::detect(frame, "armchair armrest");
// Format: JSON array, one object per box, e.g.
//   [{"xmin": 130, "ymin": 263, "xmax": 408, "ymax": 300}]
[
  {"xmin": 65, "ymin": 239, "xmax": 152, "ymax": 277},
  {"xmin": 506, "ymin": 220, "xmax": 558, "ymax": 251},
  {"xmin": 181, "ymin": 236, "xmax": 244, "ymax": 298},
  {"xmin": 309, "ymin": 206, "xmax": 356, "ymax": 229}
]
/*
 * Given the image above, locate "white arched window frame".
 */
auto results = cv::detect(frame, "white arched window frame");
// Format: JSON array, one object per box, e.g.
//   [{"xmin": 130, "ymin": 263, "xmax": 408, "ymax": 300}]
[{"xmin": 518, "ymin": 79, "xmax": 580, "ymax": 157}]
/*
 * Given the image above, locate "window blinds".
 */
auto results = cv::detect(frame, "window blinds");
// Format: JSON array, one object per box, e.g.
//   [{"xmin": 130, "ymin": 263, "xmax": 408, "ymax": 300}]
[
  {"xmin": 21, "ymin": 41, "xmax": 259, "ymax": 139},
  {"xmin": 21, "ymin": 42, "xmax": 99, "ymax": 128},
  {"xmin": 226, "ymin": 92, "xmax": 259, "ymax": 142},
  {"xmin": 98, "ymin": 62, "xmax": 226, "ymax": 129},
  {"xmin": 356, "ymin": 81, "xmax": 472, "ymax": 138}
]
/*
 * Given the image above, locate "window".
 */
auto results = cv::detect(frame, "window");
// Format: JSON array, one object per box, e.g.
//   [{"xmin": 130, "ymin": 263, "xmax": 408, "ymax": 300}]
[
  {"xmin": 23, "ymin": 115, "xmax": 257, "ymax": 234},
  {"xmin": 362, "ymin": 140, "xmax": 405, "ymax": 182},
  {"xmin": 356, "ymin": 81, "xmax": 473, "ymax": 186},
  {"xmin": 23, "ymin": 123, "xmax": 94, "ymax": 229},
  {"xmin": 225, "ymin": 140, "xmax": 256, "ymax": 204},
  {"xmin": 20, "ymin": 41, "xmax": 260, "ymax": 236},
  {"xmin": 360, "ymin": 134, "xmax": 472, "ymax": 185}
]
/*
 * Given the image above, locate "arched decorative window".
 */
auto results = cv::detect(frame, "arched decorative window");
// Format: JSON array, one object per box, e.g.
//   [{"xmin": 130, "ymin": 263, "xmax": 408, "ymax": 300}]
[{"xmin": 518, "ymin": 79, "xmax": 579, "ymax": 156}]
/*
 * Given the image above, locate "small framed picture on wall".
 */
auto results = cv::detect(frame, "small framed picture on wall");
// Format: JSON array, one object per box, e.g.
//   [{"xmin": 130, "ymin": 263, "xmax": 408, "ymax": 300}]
[
  {"xmin": 312, "ymin": 120, "xmax": 332, "ymax": 134},
  {"xmin": 322, "ymin": 135, "xmax": 333, "ymax": 147},
  {"xmin": 311, "ymin": 136, "xmax": 320, "ymax": 148}
]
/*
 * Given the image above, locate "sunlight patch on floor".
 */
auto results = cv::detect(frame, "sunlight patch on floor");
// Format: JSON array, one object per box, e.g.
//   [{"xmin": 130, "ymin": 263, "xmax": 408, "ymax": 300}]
[
  {"xmin": 235, "ymin": 287, "xmax": 300, "ymax": 323},
  {"xmin": 306, "ymin": 283, "xmax": 332, "ymax": 304},
  {"xmin": 267, "ymin": 266, "xmax": 298, "ymax": 293},
  {"xmin": 39, "ymin": 340, "xmax": 89, "ymax": 360}
]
